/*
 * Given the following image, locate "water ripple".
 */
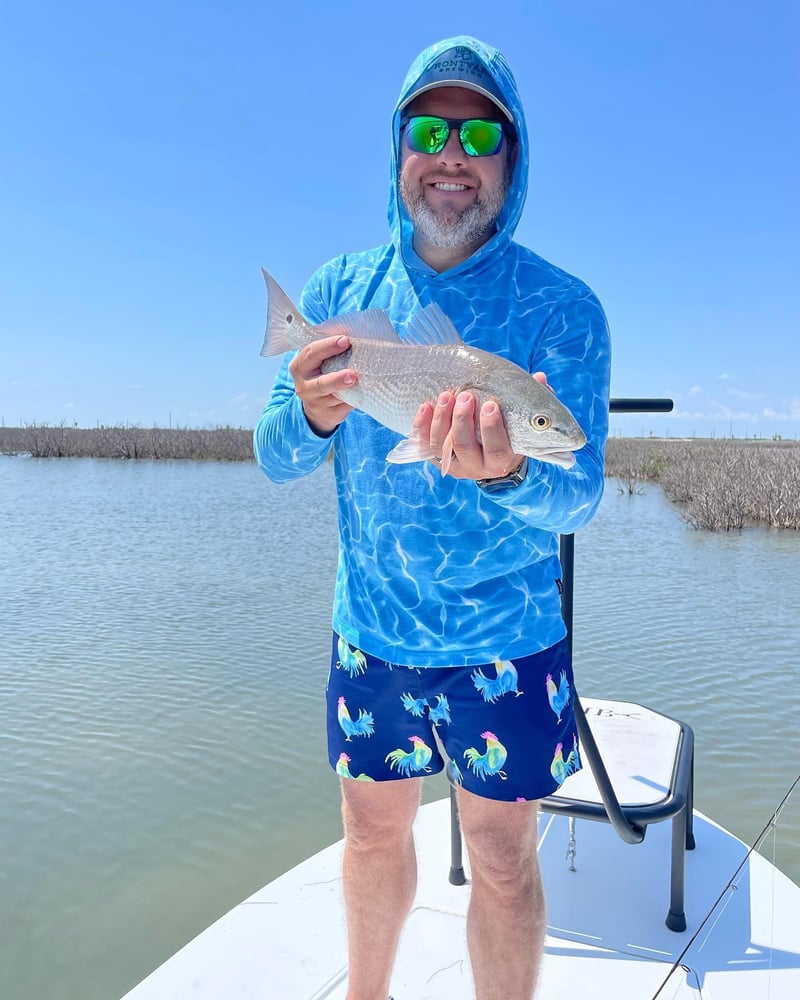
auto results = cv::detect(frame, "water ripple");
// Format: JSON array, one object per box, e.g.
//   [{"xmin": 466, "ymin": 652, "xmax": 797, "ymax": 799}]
[{"xmin": 1, "ymin": 458, "xmax": 798, "ymax": 1000}]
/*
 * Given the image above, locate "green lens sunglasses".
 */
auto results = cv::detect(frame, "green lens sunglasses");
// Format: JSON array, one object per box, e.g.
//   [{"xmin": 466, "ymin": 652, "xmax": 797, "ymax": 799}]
[{"xmin": 401, "ymin": 114, "xmax": 512, "ymax": 157}]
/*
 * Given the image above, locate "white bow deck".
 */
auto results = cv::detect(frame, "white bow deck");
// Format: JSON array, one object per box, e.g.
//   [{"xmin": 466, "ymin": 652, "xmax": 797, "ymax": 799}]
[{"xmin": 121, "ymin": 791, "xmax": 800, "ymax": 999}]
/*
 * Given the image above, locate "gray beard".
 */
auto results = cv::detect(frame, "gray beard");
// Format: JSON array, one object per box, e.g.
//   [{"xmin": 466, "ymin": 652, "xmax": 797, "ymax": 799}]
[{"xmin": 400, "ymin": 173, "xmax": 509, "ymax": 250}]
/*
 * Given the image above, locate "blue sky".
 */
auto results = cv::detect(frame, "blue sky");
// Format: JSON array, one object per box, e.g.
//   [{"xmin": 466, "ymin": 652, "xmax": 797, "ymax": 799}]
[{"xmin": 2, "ymin": 0, "xmax": 798, "ymax": 439}]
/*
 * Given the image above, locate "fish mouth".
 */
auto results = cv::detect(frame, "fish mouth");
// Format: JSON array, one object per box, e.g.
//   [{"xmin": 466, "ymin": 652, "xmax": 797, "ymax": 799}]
[{"xmin": 531, "ymin": 448, "xmax": 579, "ymax": 469}]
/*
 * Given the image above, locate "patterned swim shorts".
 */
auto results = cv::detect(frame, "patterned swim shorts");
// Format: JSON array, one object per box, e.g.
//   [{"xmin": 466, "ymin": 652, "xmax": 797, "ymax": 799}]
[{"xmin": 326, "ymin": 633, "xmax": 581, "ymax": 802}]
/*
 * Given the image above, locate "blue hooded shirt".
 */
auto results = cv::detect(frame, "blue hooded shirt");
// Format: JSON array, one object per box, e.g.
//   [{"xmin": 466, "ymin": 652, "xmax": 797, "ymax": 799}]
[{"xmin": 254, "ymin": 36, "xmax": 611, "ymax": 667}]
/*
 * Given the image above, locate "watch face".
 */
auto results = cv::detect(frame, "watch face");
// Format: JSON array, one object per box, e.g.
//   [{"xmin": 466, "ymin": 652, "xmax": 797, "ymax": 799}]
[
  {"xmin": 478, "ymin": 473, "xmax": 520, "ymax": 491},
  {"xmin": 478, "ymin": 457, "xmax": 528, "ymax": 492}
]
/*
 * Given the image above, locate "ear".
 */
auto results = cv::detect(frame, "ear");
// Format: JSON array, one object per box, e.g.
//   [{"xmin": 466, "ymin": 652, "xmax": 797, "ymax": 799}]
[{"xmin": 507, "ymin": 140, "xmax": 519, "ymax": 173}]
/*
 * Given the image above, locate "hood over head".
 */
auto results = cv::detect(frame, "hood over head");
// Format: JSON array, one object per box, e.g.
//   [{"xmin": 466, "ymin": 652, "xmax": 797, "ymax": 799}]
[{"xmin": 388, "ymin": 36, "xmax": 529, "ymax": 275}]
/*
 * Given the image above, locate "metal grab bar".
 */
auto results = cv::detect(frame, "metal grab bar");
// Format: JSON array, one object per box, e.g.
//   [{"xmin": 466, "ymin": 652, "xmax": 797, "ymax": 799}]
[
  {"xmin": 449, "ymin": 396, "xmax": 696, "ymax": 928},
  {"xmin": 610, "ymin": 398, "xmax": 673, "ymax": 413},
  {"xmin": 558, "ymin": 396, "xmax": 674, "ymax": 844}
]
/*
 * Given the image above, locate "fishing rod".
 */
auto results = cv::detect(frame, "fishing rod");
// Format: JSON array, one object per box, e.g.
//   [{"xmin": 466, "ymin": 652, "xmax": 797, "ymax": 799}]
[{"xmin": 648, "ymin": 772, "xmax": 800, "ymax": 999}]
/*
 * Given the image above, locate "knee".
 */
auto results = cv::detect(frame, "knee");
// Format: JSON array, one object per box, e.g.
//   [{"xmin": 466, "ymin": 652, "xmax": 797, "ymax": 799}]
[
  {"xmin": 469, "ymin": 839, "xmax": 539, "ymax": 893},
  {"xmin": 343, "ymin": 800, "xmax": 404, "ymax": 849},
  {"xmin": 341, "ymin": 780, "xmax": 420, "ymax": 851},
  {"xmin": 460, "ymin": 812, "xmax": 540, "ymax": 894}
]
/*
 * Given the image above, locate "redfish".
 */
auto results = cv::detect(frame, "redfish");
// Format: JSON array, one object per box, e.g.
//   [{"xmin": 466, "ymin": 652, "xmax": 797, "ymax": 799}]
[{"xmin": 259, "ymin": 269, "xmax": 586, "ymax": 470}]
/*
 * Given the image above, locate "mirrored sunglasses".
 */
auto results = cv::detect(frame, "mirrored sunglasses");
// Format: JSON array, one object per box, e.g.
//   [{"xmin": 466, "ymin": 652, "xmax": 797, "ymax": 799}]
[{"xmin": 401, "ymin": 115, "xmax": 511, "ymax": 157}]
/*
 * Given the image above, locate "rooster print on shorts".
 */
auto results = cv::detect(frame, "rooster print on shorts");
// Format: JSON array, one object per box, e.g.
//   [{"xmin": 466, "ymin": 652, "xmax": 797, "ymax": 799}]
[
  {"xmin": 550, "ymin": 734, "xmax": 581, "ymax": 786},
  {"xmin": 471, "ymin": 660, "xmax": 522, "ymax": 702},
  {"xmin": 337, "ymin": 696, "xmax": 375, "ymax": 741},
  {"xmin": 385, "ymin": 735, "xmax": 434, "ymax": 776},
  {"xmin": 336, "ymin": 752, "xmax": 375, "ymax": 782},
  {"xmin": 401, "ymin": 691, "xmax": 452, "ymax": 726},
  {"xmin": 336, "ymin": 637, "xmax": 368, "ymax": 677},
  {"xmin": 464, "ymin": 730, "xmax": 508, "ymax": 780},
  {"xmin": 545, "ymin": 669, "xmax": 571, "ymax": 723},
  {"xmin": 545, "ymin": 667, "xmax": 580, "ymax": 786}
]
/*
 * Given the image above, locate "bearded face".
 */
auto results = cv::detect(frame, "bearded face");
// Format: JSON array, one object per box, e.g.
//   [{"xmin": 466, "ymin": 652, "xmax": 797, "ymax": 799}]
[
  {"xmin": 397, "ymin": 87, "xmax": 516, "ymax": 267},
  {"xmin": 399, "ymin": 155, "xmax": 512, "ymax": 251}
]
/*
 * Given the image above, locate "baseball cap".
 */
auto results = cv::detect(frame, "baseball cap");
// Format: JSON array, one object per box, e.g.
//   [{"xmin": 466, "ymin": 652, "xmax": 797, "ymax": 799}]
[{"xmin": 399, "ymin": 44, "xmax": 513, "ymax": 122}]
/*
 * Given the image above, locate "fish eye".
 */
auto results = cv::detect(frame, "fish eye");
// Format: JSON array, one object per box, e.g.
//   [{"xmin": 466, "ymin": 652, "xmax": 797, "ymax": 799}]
[
  {"xmin": 531, "ymin": 413, "xmax": 551, "ymax": 431},
  {"xmin": 286, "ymin": 313, "xmax": 294, "ymax": 323}
]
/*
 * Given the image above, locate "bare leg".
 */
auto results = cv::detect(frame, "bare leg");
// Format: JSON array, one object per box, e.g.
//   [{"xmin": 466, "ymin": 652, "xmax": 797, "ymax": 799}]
[
  {"xmin": 457, "ymin": 787, "xmax": 545, "ymax": 1000},
  {"xmin": 341, "ymin": 777, "xmax": 422, "ymax": 1000}
]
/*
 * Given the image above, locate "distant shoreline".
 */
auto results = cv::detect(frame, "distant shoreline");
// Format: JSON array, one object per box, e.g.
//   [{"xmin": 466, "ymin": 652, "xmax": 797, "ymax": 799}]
[
  {"xmin": 0, "ymin": 424, "xmax": 255, "ymax": 462},
  {"xmin": 606, "ymin": 436, "xmax": 799, "ymax": 531},
  {"xmin": 2, "ymin": 426, "xmax": 798, "ymax": 531}
]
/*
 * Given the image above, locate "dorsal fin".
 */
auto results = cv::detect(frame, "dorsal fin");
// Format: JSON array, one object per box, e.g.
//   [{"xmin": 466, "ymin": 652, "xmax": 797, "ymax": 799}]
[
  {"xmin": 404, "ymin": 303, "xmax": 465, "ymax": 347},
  {"xmin": 317, "ymin": 310, "xmax": 401, "ymax": 342}
]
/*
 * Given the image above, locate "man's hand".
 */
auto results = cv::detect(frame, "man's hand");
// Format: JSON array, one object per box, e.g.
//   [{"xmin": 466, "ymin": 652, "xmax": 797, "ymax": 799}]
[
  {"xmin": 289, "ymin": 336, "xmax": 357, "ymax": 436},
  {"xmin": 412, "ymin": 374, "xmax": 549, "ymax": 480},
  {"xmin": 413, "ymin": 390, "xmax": 520, "ymax": 480}
]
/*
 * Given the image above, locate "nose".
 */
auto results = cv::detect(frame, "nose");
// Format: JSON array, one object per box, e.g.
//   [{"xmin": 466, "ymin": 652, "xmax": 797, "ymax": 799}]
[{"xmin": 436, "ymin": 127, "xmax": 466, "ymax": 165}]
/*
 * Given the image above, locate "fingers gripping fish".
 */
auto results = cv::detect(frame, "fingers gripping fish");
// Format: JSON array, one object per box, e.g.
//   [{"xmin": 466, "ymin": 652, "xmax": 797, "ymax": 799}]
[{"xmin": 259, "ymin": 269, "xmax": 587, "ymax": 470}]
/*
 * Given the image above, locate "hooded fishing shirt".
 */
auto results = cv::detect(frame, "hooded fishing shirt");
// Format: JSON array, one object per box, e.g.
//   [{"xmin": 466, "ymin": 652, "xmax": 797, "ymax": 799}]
[{"xmin": 254, "ymin": 36, "xmax": 611, "ymax": 668}]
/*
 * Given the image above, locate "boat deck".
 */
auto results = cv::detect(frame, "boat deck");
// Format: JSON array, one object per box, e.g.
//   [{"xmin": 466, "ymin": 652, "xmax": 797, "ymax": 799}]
[{"xmin": 121, "ymin": 797, "xmax": 800, "ymax": 999}]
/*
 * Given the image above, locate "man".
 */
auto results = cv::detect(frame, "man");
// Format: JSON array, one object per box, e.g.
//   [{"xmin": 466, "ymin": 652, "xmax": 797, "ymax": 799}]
[{"xmin": 254, "ymin": 36, "xmax": 611, "ymax": 1000}]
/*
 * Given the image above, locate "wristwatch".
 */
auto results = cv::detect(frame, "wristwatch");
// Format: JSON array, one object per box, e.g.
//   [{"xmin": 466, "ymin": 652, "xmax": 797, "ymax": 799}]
[{"xmin": 477, "ymin": 457, "xmax": 528, "ymax": 493}]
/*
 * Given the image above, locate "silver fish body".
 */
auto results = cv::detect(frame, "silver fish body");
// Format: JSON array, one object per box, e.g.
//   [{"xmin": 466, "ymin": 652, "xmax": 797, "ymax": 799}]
[{"xmin": 259, "ymin": 269, "xmax": 587, "ymax": 468}]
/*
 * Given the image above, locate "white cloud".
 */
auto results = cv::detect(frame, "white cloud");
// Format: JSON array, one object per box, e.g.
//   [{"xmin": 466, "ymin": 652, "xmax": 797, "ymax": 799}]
[
  {"xmin": 727, "ymin": 388, "xmax": 765, "ymax": 401},
  {"xmin": 763, "ymin": 400, "xmax": 800, "ymax": 421},
  {"xmin": 229, "ymin": 392, "xmax": 264, "ymax": 414},
  {"xmin": 230, "ymin": 392, "xmax": 255, "ymax": 406}
]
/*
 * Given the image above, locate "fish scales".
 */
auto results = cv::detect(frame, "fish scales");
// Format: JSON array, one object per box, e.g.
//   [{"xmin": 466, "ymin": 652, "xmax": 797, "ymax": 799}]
[
  {"xmin": 259, "ymin": 269, "xmax": 587, "ymax": 469},
  {"xmin": 322, "ymin": 341, "xmax": 492, "ymax": 438}
]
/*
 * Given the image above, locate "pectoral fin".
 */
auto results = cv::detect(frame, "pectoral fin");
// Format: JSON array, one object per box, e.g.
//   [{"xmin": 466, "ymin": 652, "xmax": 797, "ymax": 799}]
[
  {"xmin": 386, "ymin": 429, "xmax": 457, "ymax": 475},
  {"xmin": 439, "ymin": 430, "xmax": 456, "ymax": 476},
  {"xmin": 385, "ymin": 431, "xmax": 438, "ymax": 464}
]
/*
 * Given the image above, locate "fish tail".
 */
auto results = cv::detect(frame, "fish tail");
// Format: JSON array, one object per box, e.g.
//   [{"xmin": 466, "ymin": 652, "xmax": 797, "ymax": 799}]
[{"xmin": 259, "ymin": 269, "xmax": 305, "ymax": 357}]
